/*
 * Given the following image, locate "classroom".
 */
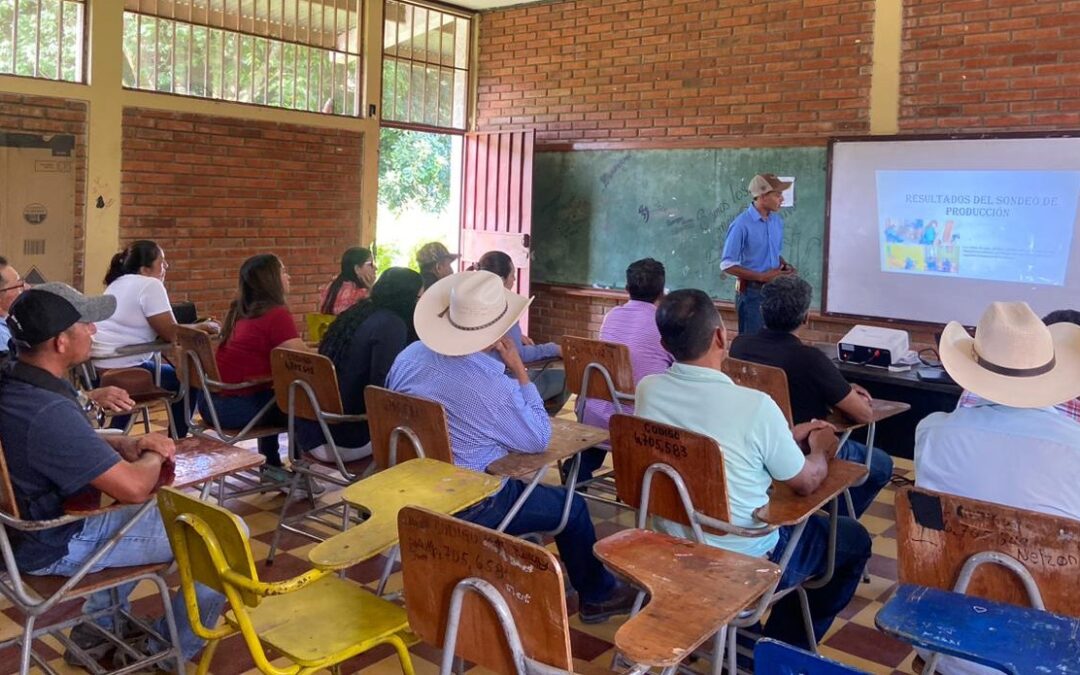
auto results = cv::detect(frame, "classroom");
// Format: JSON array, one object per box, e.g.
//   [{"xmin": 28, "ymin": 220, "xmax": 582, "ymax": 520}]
[{"xmin": 1, "ymin": 0, "xmax": 1078, "ymax": 673}]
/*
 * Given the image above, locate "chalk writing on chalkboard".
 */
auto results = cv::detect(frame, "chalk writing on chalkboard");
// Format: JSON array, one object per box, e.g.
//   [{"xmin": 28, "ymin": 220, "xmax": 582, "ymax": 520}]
[{"xmin": 532, "ymin": 147, "xmax": 828, "ymax": 305}]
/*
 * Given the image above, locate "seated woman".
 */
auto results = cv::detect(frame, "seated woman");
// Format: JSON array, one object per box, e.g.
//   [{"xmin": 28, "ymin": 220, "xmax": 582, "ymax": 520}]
[
  {"xmin": 476, "ymin": 251, "xmax": 567, "ymax": 409},
  {"xmin": 297, "ymin": 267, "xmax": 423, "ymax": 462},
  {"xmin": 92, "ymin": 240, "xmax": 219, "ymax": 437},
  {"xmin": 208, "ymin": 254, "xmax": 306, "ymax": 470},
  {"xmin": 318, "ymin": 246, "xmax": 376, "ymax": 315}
]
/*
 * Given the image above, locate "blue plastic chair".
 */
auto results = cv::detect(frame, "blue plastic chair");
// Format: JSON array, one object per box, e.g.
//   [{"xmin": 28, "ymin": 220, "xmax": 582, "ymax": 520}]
[{"xmin": 753, "ymin": 639, "xmax": 867, "ymax": 674}]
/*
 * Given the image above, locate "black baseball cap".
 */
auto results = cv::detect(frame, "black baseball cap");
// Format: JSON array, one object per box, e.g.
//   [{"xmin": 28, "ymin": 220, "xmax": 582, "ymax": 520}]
[{"xmin": 7, "ymin": 282, "xmax": 116, "ymax": 349}]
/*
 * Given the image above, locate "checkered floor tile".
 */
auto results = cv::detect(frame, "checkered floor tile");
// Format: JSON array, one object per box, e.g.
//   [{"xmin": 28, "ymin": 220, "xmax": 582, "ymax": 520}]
[{"xmin": 0, "ymin": 405, "xmax": 923, "ymax": 674}]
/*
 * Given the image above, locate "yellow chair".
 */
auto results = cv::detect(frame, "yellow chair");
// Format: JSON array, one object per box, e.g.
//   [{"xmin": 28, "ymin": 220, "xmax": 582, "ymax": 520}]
[
  {"xmin": 305, "ymin": 312, "xmax": 336, "ymax": 344},
  {"xmin": 157, "ymin": 487, "xmax": 416, "ymax": 675}
]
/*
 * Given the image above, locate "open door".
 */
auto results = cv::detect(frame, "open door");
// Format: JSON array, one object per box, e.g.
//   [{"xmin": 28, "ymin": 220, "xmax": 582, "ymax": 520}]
[{"xmin": 460, "ymin": 130, "xmax": 535, "ymax": 329}]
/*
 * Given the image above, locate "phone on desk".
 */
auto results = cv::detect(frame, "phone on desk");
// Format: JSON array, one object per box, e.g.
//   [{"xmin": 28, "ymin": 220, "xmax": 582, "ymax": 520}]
[{"xmin": 916, "ymin": 367, "xmax": 954, "ymax": 384}]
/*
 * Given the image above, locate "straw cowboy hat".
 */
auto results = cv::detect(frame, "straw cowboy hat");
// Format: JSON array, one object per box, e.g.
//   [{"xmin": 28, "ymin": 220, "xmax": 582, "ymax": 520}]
[
  {"xmin": 415, "ymin": 271, "xmax": 531, "ymax": 356},
  {"xmin": 939, "ymin": 301, "xmax": 1080, "ymax": 408}
]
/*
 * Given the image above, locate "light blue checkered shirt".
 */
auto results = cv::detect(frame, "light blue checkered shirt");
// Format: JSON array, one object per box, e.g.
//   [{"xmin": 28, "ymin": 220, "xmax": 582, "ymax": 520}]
[{"xmin": 386, "ymin": 341, "xmax": 552, "ymax": 473}]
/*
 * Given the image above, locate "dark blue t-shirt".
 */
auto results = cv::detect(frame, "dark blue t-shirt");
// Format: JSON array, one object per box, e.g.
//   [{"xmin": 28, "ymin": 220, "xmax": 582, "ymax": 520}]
[{"xmin": 0, "ymin": 362, "xmax": 120, "ymax": 570}]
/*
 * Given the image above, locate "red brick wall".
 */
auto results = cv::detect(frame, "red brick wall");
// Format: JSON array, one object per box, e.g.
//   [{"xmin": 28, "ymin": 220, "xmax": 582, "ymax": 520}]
[
  {"xmin": 529, "ymin": 283, "xmax": 939, "ymax": 353},
  {"xmin": 120, "ymin": 108, "xmax": 364, "ymax": 322},
  {"xmin": 0, "ymin": 93, "xmax": 87, "ymax": 290},
  {"xmin": 900, "ymin": 0, "xmax": 1080, "ymax": 131},
  {"xmin": 476, "ymin": 0, "xmax": 875, "ymax": 144}
]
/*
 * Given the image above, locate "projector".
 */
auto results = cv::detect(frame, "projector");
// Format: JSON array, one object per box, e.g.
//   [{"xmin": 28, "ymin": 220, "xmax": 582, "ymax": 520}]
[{"xmin": 837, "ymin": 325, "xmax": 910, "ymax": 368}]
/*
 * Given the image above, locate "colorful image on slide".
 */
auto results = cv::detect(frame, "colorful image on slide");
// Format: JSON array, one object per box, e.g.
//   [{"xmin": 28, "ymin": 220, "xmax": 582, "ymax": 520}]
[
  {"xmin": 876, "ymin": 170, "xmax": 1080, "ymax": 286},
  {"xmin": 884, "ymin": 242, "xmax": 961, "ymax": 274}
]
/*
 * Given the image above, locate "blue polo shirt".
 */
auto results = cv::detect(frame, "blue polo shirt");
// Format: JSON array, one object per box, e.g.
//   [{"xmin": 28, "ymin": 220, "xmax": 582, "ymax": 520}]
[
  {"xmin": 0, "ymin": 318, "xmax": 11, "ymax": 355},
  {"xmin": 721, "ymin": 203, "xmax": 784, "ymax": 274},
  {"xmin": 0, "ymin": 362, "xmax": 119, "ymax": 570}
]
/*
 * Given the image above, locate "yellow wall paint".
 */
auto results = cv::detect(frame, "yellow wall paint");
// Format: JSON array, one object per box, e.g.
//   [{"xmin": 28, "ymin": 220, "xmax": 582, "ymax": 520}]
[{"xmin": 869, "ymin": 0, "xmax": 903, "ymax": 135}]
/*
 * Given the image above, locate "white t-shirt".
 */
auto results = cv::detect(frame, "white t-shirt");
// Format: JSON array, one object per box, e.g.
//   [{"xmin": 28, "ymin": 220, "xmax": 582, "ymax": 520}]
[{"xmin": 92, "ymin": 275, "xmax": 174, "ymax": 368}]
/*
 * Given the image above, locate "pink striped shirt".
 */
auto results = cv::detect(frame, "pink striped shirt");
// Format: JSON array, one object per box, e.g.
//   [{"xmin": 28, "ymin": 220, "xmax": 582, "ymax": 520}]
[{"xmin": 581, "ymin": 300, "xmax": 674, "ymax": 429}]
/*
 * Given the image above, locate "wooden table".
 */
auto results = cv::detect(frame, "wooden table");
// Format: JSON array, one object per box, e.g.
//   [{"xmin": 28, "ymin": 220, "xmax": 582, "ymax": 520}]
[
  {"xmin": 824, "ymin": 398, "xmax": 910, "ymax": 499},
  {"xmin": 64, "ymin": 436, "xmax": 266, "ymax": 515},
  {"xmin": 307, "ymin": 458, "xmax": 502, "ymax": 572},
  {"xmin": 595, "ymin": 528, "xmax": 781, "ymax": 671},
  {"xmin": 754, "ymin": 459, "xmax": 868, "ymax": 590},
  {"xmin": 485, "ymin": 417, "xmax": 609, "ymax": 536}
]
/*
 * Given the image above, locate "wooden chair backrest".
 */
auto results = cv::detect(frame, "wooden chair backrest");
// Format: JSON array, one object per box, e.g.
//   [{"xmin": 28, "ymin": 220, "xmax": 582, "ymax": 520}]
[
  {"xmin": 270, "ymin": 348, "xmax": 344, "ymax": 419},
  {"xmin": 364, "ymin": 387, "xmax": 453, "ymax": 468},
  {"xmin": 157, "ymin": 486, "xmax": 261, "ymax": 607},
  {"xmin": 398, "ymin": 506, "xmax": 573, "ymax": 674},
  {"xmin": 561, "ymin": 336, "xmax": 634, "ymax": 403},
  {"xmin": 722, "ymin": 357, "xmax": 794, "ymax": 428},
  {"xmin": 0, "ymin": 439, "xmax": 20, "ymax": 519},
  {"xmin": 895, "ymin": 486, "xmax": 1080, "ymax": 617},
  {"xmin": 98, "ymin": 367, "xmax": 160, "ymax": 397},
  {"xmin": 610, "ymin": 414, "xmax": 731, "ymax": 529},
  {"xmin": 175, "ymin": 325, "xmax": 220, "ymax": 390}
]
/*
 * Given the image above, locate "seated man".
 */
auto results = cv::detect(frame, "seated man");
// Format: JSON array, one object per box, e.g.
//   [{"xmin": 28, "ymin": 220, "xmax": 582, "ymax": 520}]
[
  {"xmin": 386, "ymin": 271, "xmax": 636, "ymax": 623},
  {"xmin": 0, "ymin": 283, "xmax": 223, "ymax": 666},
  {"xmin": 636, "ymin": 289, "xmax": 871, "ymax": 648},
  {"xmin": 0, "ymin": 255, "xmax": 21, "ymax": 357},
  {"xmin": 728, "ymin": 275, "xmax": 893, "ymax": 516},
  {"xmin": 578, "ymin": 258, "xmax": 673, "ymax": 480},
  {"xmin": 915, "ymin": 302, "xmax": 1080, "ymax": 675}
]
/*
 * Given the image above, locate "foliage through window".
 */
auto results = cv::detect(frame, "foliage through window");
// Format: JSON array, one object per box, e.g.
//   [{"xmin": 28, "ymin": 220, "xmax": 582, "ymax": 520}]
[
  {"xmin": 122, "ymin": 0, "xmax": 361, "ymax": 116},
  {"xmin": 382, "ymin": 0, "xmax": 469, "ymax": 131},
  {"xmin": 0, "ymin": 0, "xmax": 85, "ymax": 82}
]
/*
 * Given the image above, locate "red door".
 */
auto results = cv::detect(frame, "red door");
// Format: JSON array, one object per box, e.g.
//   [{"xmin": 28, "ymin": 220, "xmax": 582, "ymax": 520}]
[{"xmin": 459, "ymin": 130, "xmax": 535, "ymax": 329}]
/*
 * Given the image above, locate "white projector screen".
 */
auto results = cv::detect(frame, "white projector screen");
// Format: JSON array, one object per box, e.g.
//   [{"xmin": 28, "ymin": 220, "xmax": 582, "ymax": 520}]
[{"xmin": 824, "ymin": 134, "xmax": 1080, "ymax": 327}]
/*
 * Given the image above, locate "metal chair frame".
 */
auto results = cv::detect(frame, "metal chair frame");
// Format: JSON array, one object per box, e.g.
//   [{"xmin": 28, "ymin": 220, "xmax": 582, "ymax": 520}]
[
  {"xmin": 914, "ymin": 551, "xmax": 1046, "ymax": 675},
  {"xmin": 627, "ymin": 461, "xmax": 841, "ymax": 674},
  {"xmin": 438, "ymin": 577, "xmax": 579, "ymax": 675},
  {"xmin": 175, "ymin": 332, "xmax": 289, "ymax": 502},
  {"xmin": 79, "ymin": 359, "xmax": 179, "ymax": 438},
  {"xmin": 569, "ymin": 359, "xmax": 635, "ymax": 503},
  {"xmin": 266, "ymin": 376, "xmax": 368, "ymax": 564},
  {"xmin": 0, "ymin": 501, "xmax": 183, "ymax": 674}
]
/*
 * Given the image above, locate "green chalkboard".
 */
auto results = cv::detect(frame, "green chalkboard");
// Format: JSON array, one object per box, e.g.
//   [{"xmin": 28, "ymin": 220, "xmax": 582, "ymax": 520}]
[{"xmin": 531, "ymin": 147, "xmax": 828, "ymax": 306}]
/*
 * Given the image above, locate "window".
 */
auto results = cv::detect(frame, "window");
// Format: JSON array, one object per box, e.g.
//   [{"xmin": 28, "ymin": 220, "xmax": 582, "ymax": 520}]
[
  {"xmin": 0, "ymin": 0, "xmax": 86, "ymax": 82},
  {"xmin": 122, "ymin": 0, "xmax": 362, "ymax": 116},
  {"xmin": 382, "ymin": 0, "xmax": 470, "ymax": 131}
]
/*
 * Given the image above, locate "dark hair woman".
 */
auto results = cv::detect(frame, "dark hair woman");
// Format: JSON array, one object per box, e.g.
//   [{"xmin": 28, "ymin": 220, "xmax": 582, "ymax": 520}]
[
  {"xmin": 93, "ymin": 240, "xmax": 218, "ymax": 437},
  {"xmin": 297, "ymin": 267, "xmax": 424, "ymax": 461},
  {"xmin": 476, "ymin": 251, "xmax": 567, "ymax": 409},
  {"xmin": 318, "ymin": 247, "xmax": 376, "ymax": 315},
  {"xmin": 208, "ymin": 254, "xmax": 307, "ymax": 468}
]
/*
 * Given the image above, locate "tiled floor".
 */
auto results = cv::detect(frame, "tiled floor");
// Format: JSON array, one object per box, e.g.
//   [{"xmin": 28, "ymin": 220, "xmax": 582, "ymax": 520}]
[{"xmin": 0, "ymin": 407, "xmax": 923, "ymax": 674}]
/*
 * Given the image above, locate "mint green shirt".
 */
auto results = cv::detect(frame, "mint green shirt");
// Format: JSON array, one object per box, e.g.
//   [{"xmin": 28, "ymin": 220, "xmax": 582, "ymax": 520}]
[{"xmin": 635, "ymin": 363, "xmax": 806, "ymax": 557}]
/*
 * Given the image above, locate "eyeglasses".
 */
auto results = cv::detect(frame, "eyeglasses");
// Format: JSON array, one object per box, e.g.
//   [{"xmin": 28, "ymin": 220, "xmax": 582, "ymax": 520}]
[{"xmin": 0, "ymin": 282, "xmax": 25, "ymax": 293}]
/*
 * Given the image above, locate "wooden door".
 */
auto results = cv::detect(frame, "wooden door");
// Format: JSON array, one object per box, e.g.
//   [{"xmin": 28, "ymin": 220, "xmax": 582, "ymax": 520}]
[{"xmin": 460, "ymin": 130, "xmax": 534, "ymax": 329}]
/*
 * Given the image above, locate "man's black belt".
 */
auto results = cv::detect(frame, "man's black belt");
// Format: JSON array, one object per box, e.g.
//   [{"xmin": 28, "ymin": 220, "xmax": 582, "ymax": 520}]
[{"xmin": 738, "ymin": 280, "xmax": 764, "ymax": 292}]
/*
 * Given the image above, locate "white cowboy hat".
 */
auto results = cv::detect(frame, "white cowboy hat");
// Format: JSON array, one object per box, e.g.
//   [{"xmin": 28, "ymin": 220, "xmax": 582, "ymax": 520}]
[
  {"xmin": 415, "ymin": 271, "xmax": 531, "ymax": 356},
  {"xmin": 940, "ymin": 301, "xmax": 1080, "ymax": 408}
]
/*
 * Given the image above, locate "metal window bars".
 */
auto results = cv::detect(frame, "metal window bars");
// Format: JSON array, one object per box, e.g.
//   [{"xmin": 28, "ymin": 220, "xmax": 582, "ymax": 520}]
[
  {"xmin": 122, "ymin": 0, "xmax": 361, "ymax": 115},
  {"xmin": 0, "ymin": 0, "xmax": 86, "ymax": 82}
]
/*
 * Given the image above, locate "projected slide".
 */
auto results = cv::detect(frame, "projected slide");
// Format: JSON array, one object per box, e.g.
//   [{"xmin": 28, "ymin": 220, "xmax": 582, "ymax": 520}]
[{"xmin": 876, "ymin": 170, "xmax": 1080, "ymax": 286}]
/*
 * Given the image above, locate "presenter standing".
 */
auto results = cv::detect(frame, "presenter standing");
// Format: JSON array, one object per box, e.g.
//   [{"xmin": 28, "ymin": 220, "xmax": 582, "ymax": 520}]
[{"xmin": 721, "ymin": 173, "xmax": 795, "ymax": 335}]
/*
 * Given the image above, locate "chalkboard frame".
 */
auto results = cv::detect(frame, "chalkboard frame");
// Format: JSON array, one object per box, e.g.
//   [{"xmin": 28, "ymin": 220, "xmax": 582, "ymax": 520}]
[{"xmin": 821, "ymin": 130, "xmax": 1080, "ymax": 330}]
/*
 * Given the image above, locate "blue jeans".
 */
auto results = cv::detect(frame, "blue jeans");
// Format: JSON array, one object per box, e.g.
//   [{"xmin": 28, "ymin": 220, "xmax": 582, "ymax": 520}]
[
  {"xmin": 198, "ymin": 389, "xmax": 285, "ymax": 467},
  {"xmin": 28, "ymin": 504, "xmax": 224, "ymax": 661},
  {"xmin": 764, "ymin": 514, "xmax": 871, "ymax": 648},
  {"xmin": 456, "ymin": 479, "xmax": 616, "ymax": 604},
  {"xmin": 109, "ymin": 360, "xmax": 190, "ymax": 438},
  {"xmin": 836, "ymin": 439, "xmax": 893, "ymax": 518},
  {"xmin": 735, "ymin": 286, "xmax": 765, "ymax": 336}
]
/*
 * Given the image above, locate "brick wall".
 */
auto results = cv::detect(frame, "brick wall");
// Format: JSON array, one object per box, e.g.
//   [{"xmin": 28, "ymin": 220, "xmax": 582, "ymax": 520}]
[
  {"xmin": 476, "ymin": 0, "xmax": 875, "ymax": 144},
  {"xmin": 900, "ymin": 0, "xmax": 1080, "ymax": 131},
  {"xmin": 529, "ymin": 283, "xmax": 939, "ymax": 353},
  {"xmin": 120, "ymin": 108, "xmax": 364, "ymax": 322},
  {"xmin": 0, "ymin": 93, "xmax": 87, "ymax": 290}
]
